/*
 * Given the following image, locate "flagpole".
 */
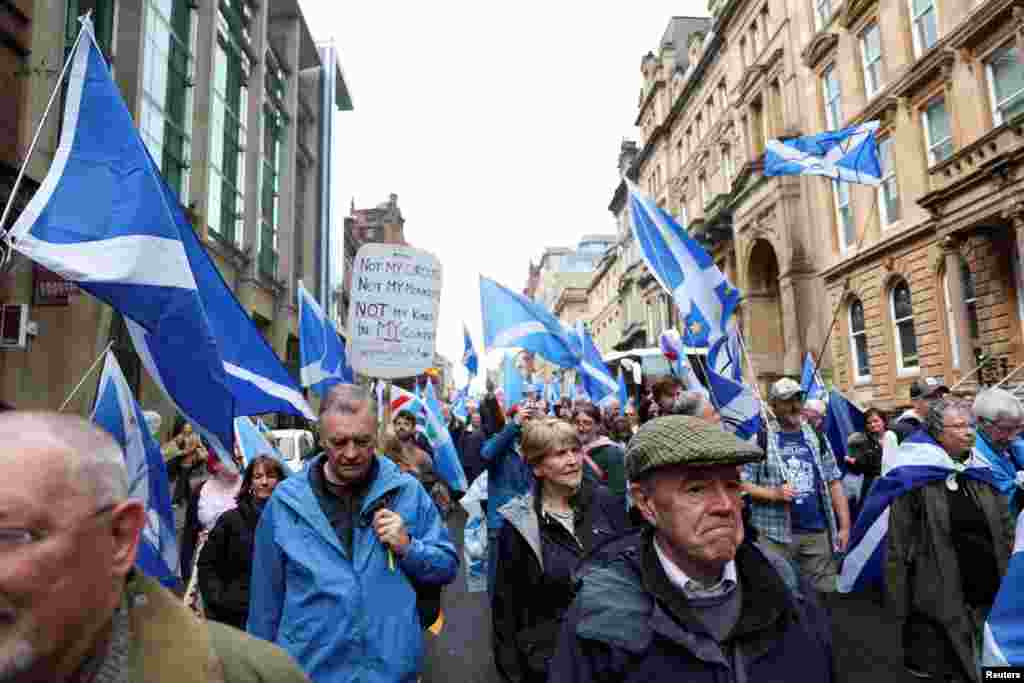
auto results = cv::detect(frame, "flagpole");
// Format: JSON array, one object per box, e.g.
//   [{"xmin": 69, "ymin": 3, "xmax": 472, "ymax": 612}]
[
  {"xmin": 993, "ymin": 361, "xmax": 1024, "ymax": 390},
  {"xmin": 58, "ymin": 340, "xmax": 114, "ymax": 412},
  {"xmin": 947, "ymin": 354, "xmax": 992, "ymax": 392},
  {"xmin": 810, "ymin": 189, "xmax": 881, "ymax": 385},
  {"xmin": 695, "ymin": 353, "xmax": 722, "ymax": 413},
  {"xmin": 0, "ymin": 21, "xmax": 88, "ymax": 251}
]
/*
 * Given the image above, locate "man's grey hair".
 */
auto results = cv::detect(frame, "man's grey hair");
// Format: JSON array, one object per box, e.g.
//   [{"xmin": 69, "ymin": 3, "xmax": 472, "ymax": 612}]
[
  {"xmin": 925, "ymin": 397, "xmax": 971, "ymax": 443},
  {"xmin": 973, "ymin": 388, "xmax": 1024, "ymax": 425},
  {"xmin": 673, "ymin": 391, "xmax": 708, "ymax": 418},
  {"xmin": 0, "ymin": 412, "xmax": 129, "ymax": 506},
  {"xmin": 320, "ymin": 383, "xmax": 378, "ymax": 421},
  {"xmin": 803, "ymin": 399, "xmax": 827, "ymax": 416}
]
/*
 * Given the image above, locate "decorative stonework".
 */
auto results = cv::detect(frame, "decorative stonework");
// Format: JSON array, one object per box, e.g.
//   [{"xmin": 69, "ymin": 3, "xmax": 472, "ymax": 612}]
[{"xmin": 801, "ymin": 32, "xmax": 838, "ymax": 69}]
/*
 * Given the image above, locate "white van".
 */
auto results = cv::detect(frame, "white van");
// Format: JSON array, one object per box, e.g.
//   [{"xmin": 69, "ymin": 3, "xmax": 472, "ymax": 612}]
[{"xmin": 267, "ymin": 429, "xmax": 316, "ymax": 473}]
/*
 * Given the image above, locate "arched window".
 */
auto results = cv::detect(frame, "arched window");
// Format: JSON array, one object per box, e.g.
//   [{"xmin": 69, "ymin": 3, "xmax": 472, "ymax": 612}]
[
  {"xmin": 890, "ymin": 280, "xmax": 919, "ymax": 373},
  {"xmin": 848, "ymin": 298, "xmax": 870, "ymax": 380},
  {"xmin": 943, "ymin": 257, "xmax": 980, "ymax": 370}
]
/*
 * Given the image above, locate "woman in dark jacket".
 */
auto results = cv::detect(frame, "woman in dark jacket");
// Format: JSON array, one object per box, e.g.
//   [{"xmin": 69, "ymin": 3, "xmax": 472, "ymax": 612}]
[
  {"xmin": 845, "ymin": 407, "xmax": 889, "ymax": 503},
  {"xmin": 493, "ymin": 417, "xmax": 628, "ymax": 682},
  {"xmin": 197, "ymin": 455, "xmax": 288, "ymax": 629},
  {"xmin": 575, "ymin": 404, "xmax": 627, "ymax": 504}
]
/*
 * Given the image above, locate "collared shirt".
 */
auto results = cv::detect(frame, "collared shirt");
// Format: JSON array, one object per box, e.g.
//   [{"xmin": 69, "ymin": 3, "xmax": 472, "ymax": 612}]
[
  {"xmin": 743, "ymin": 420, "xmax": 841, "ymax": 545},
  {"xmin": 653, "ymin": 536, "xmax": 737, "ymax": 599}
]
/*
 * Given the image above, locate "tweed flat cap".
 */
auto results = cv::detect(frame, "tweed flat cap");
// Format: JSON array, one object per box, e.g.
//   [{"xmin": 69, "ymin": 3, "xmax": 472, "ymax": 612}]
[{"xmin": 625, "ymin": 415, "xmax": 764, "ymax": 480}]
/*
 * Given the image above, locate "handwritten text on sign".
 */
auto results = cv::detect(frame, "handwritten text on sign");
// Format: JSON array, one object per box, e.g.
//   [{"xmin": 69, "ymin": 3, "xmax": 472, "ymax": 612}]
[{"xmin": 347, "ymin": 243, "xmax": 442, "ymax": 379}]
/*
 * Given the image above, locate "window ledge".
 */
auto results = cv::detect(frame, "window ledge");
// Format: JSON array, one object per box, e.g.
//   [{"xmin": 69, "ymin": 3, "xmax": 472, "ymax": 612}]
[
  {"xmin": 896, "ymin": 367, "xmax": 922, "ymax": 378},
  {"xmin": 854, "ymin": 376, "xmax": 873, "ymax": 386}
]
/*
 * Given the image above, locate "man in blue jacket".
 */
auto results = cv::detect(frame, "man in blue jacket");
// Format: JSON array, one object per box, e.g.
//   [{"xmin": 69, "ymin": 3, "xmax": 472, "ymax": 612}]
[{"xmin": 248, "ymin": 384, "xmax": 458, "ymax": 682}]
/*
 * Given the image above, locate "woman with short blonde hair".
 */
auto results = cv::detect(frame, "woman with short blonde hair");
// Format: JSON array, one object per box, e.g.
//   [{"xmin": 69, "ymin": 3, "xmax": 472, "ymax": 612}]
[{"xmin": 493, "ymin": 417, "xmax": 628, "ymax": 682}]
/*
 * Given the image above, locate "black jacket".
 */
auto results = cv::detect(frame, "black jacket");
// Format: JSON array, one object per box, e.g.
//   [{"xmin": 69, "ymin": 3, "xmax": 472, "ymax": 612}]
[
  {"xmin": 493, "ymin": 480, "xmax": 628, "ymax": 682},
  {"xmin": 197, "ymin": 497, "xmax": 264, "ymax": 630},
  {"xmin": 459, "ymin": 429, "xmax": 487, "ymax": 485},
  {"xmin": 550, "ymin": 530, "xmax": 834, "ymax": 683},
  {"xmin": 846, "ymin": 432, "xmax": 883, "ymax": 501}
]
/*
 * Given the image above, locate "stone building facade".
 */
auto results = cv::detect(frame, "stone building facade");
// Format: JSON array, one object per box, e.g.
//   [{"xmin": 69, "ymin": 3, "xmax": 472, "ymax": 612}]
[
  {"xmin": 339, "ymin": 193, "xmax": 405, "ymax": 328},
  {"xmin": 0, "ymin": 0, "xmax": 352, "ymax": 433},
  {"xmin": 812, "ymin": 0, "xmax": 1024, "ymax": 409}
]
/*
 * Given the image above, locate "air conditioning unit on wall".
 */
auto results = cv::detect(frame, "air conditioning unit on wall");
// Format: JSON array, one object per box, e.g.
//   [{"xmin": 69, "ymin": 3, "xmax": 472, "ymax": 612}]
[{"xmin": 0, "ymin": 304, "xmax": 29, "ymax": 349}]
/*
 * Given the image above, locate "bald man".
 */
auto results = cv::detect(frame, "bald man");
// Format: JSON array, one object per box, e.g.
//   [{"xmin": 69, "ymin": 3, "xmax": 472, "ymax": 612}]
[{"xmin": 0, "ymin": 412, "xmax": 309, "ymax": 683}]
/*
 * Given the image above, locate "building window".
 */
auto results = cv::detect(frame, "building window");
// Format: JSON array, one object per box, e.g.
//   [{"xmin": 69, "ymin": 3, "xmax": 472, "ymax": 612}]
[
  {"xmin": 815, "ymin": 0, "xmax": 833, "ymax": 30},
  {"xmin": 878, "ymin": 137, "xmax": 900, "ymax": 226},
  {"xmin": 891, "ymin": 279, "xmax": 919, "ymax": 373},
  {"xmin": 680, "ymin": 200, "xmax": 689, "ymax": 228},
  {"xmin": 849, "ymin": 298, "xmax": 870, "ymax": 380},
  {"xmin": 823, "ymin": 64, "xmax": 842, "ymax": 129},
  {"xmin": 922, "ymin": 97, "xmax": 953, "ymax": 165},
  {"xmin": 67, "ymin": 0, "xmax": 115, "ymax": 59},
  {"xmin": 699, "ymin": 174, "xmax": 708, "ymax": 208},
  {"xmin": 943, "ymin": 270, "xmax": 961, "ymax": 369},
  {"xmin": 987, "ymin": 43, "xmax": 1024, "ymax": 126},
  {"xmin": 860, "ymin": 23, "xmax": 883, "ymax": 99},
  {"xmin": 722, "ymin": 145, "xmax": 734, "ymax": 188},
  {"xmin": 208, "ymin": 5, "xmax": 251, "ymax": 245},
  {"xmin": 833, "ymin": 179, "xmax": 854, "ymax": 249},
  {"xmin": 910, "ymin": 0, "xmax": 938, "ymax": 57},
  {"xmin": 962, "ymin": 257, "xmax": 980, "ymax": 340},
  {"xmin": 140, "ymin": 0, "xmax": 195, "ymax": 204},
  {"xmin": 750, "ymin": 100, "xmax": 766, "ymax": 156},
  {"xmin": 260, "ymin": 45, "xmax": 286, "ymax": 282}
]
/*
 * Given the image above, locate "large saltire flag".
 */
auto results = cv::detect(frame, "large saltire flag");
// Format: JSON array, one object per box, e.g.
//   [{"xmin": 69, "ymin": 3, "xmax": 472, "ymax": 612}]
[
  {"xmin": 298, "ymin": 280, "xmax": 353, "ymax": 397},
  {"xmin": 10, "ymin": 17, "xmax": 313, "ymax": 454},
  {"xmin": 823, "ymin": 390, "xmax": 865, "ymax": 474},
  {"xmin": 479, "ymin": 275, "xmax": 582, "ymax": 368},
  {"xmin": 572, "ymin": 321, "xmax": 618, "ymax": 405},
  {"xmin": 801, "ymin": 352, "xmax": 827, "ymax": 402},
  {"xmin": 502, "ymin": 353, "xmax": 525, "ymax": 409},
  {"xmin": 626, "ymin": 180, "xmax": 742, "ymax": 379},
  {"xmin": 235, "ymin": 416, "xmax": 284, "ymax": 467},
  {"xmin": 462, "ymin": 324, "xmax": 479, "ymax": 378},
  {"xmin": 984, "ymin": 510, "xmax": 1024, "ymax": 666},
  {"xmin": 838, "ymin": 431, "xmax": 997, "ymax": 593},
  {"xmin": 92, "ymin": 351, "xmax": 178, "ymax": 587},
  {"xmin": 423, "ymin": 380, "xmax": 469, "ymax": 493},
  {"xmin": 764, "ymin": 121, "xmax": 883, "ymax": 186}
]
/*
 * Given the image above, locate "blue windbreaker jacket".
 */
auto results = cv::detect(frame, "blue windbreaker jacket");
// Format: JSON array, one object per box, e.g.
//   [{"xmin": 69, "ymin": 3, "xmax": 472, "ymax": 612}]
[
  {"xmin": 247, "ymin": 455, "xmax": 458, "ymax": 682},
  {"xmin": 481, "ymin": 422, "xmax": 534, "ymax": 536}
]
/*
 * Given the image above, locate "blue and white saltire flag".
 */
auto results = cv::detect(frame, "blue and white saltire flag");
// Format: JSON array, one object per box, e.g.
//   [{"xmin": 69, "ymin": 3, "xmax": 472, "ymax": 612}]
[
  {"xmin": 503, "ymin": 353, "xmax": 525, "ymax": 409},
  {"xmin": 984, "ymin": 510, "xmax": 1024, "ymax": 667},
  {"xmin": 706, "ymin": 366, "xmax": 763, "ymax": 441},
  {"xmin": 424, "ymin": 380, "xmax": 469, "ymax": 493},
  {"xmin": 838, "ymin": 431, "xmax": 997, "ymax": 593},
  {"xmin": 235, "ymin": 416, "xmax": 283, "ymax": 467},
  {"xmin": 92, "ymin": 351, "xmax": 178, "ymax": 587},
  {"xmin": 617, "ymin": 367, "xmax": 628, "ymax": 416},
  {"xmin": 480, "ymin": 275, "xmax": 582, "ymax": 368},
  {"xmin": 824, "ymin": 390, "xmax": 865, "ymax": 474},
  {"xmin": 801, "ymin": 352, "xmax": 827, "ymax": 402},
  {"xmin": 298, "ymin": 280, "xmax": 353, "ymax": 397},
  {"xmin": 572, "ymin": 321, "xmax": 618, "ymax": 405},
  {"xmin": 764, "ymin": 121, "xmax": 882, "ymax": 186},
  {"xmin": 626, "ymin": 180, "xmax": 742, "ymax": 379},
  {"xmin": 463, "ymin": 324, "xmax": 479, "ymax": 379},
  {"xmin": 11, "ymin": 18, "xmax": 313, "ymax": 453},
  {"xmin": 451, "ymin": 386, "xmax": 469, "ymax": 422}
]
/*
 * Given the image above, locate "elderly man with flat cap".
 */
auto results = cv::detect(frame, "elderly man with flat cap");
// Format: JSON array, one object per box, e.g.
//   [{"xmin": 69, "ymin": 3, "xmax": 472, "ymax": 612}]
[
  {"xmin": 551, "ymin": 416, "xmax": 833, "ymax": 682},
  {"xmin": 0, "ymin": 411, "xmax": 309, "ymax": 683}
]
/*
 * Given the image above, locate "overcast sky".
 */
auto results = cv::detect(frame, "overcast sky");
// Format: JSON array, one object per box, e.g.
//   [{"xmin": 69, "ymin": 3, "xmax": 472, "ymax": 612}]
[{"xmin": 299, "ymin": 1, "xmax": 709, "ymax": 387}]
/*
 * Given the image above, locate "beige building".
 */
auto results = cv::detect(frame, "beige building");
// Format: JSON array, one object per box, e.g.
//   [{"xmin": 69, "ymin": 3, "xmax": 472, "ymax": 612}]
[
  {"xmin": 0, "ymin": 0, "xmax": 352, "ymax": 434},
  {"xmin": 807, "ymin": 0, "xmax": 1024, "ymax": 409}
]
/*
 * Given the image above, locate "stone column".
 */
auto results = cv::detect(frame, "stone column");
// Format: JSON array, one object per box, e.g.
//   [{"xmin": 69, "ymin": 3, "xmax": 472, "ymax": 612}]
[
  {"xmin": 941, "ymin": 236, "xmax": 977, "ymax": 382},
  {"xmin": 778, "ymin": 274, "xmax": 803, "ymax": 375}
]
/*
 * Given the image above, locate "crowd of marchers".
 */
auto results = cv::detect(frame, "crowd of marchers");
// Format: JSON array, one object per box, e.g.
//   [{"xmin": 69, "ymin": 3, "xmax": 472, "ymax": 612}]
[{"xmin": 2, "ymin": 372, "xmax": 1023, "ymax": 682}]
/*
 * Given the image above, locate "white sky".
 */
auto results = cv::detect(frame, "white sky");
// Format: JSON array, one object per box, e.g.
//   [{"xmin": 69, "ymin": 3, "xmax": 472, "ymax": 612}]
[{"xmin": 299, "ymin": 1, "xmax": 709, "ymax": 388}]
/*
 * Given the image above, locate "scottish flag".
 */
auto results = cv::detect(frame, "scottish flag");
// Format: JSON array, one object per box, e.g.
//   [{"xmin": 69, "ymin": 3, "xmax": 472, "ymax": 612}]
[
  {"xmin": 480, "ymin": 275, "xmax": 581, "ymax": 368},
  {"xmin": 92, "ymin": 351, "xmax": 178, "ymax": 587},
  {"xmin": 617, "ymin": 367, "xmax": 628, "ymax": 416},
  {"xmin": 451, "ymin": 387, "xmax": 469, "ymax": 422},
  {"xmin": 706, "ymin": 366, "xmax": 763, "ymax": 441},
  {"xmin": 984, "ymin": 510, "xmax": 1024, "ymax": 666},
  {"xmin": 503, "ymin": 353, "xmax": 524, "ymax": 409},
  {"xmin": 424, "ymin": 380, "xmax": 469, "ymax": 493},
  {"xmin": 765, "ymin": 121, "xmax": 882, "ymax": 186},
  {"xmin": 824, "ymin": 390, "xmax": 865, "ymax": 473},
  {"xmin": 11, "ymin": 18, "xmax": 312, "ymax": 453},
  {"xmin": 463, "ymin": 324, "xmax": 479, "ymax": 378},
  {"xmin": 298, "ymin": 280, "xmax": 353, "ymax": 396},
  {"xmin": 572, "ymin": 321, "xmax": 618, "ymax": 405},
  {"xmin": 801, "ymin": 352, "xmax": 827, "ymax": 401},
  {"xmin": 235, "ymin": 416, "xmax": 283, "ymax": 467},
  {"xmin": 627, "ymin": 181, "xmax": 742, "ymax": 378},
  {"xmin": 838, "ymin": 431, "xmax": 997, "ymax": 593}
]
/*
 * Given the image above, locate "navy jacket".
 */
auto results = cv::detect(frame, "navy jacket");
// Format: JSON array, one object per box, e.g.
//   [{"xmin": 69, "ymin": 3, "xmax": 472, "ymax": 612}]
[{"xmin": 550, "ymin": 531, "xmax": 834, "ymax": 683}]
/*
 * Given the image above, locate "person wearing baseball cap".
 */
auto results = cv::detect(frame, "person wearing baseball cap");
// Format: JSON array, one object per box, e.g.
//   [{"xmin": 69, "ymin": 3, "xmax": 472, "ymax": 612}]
[
  {"xmin": 550, "ymin": 416, "xmax": 833, "ymax": 682},
  {"xmin": 892, "ymin": 377, "xmax": 950, "ymax": 443},
  {"xmin": 742, "ymin": 377, "xmax": 850, "ymax": 600}
]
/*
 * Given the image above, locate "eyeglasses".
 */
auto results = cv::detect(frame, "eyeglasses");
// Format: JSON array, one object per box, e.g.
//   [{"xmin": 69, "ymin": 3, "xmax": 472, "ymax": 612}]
[
  {"xmin": 0, "ymin": 503, "xmax": 117, "ymax": 553},
  {"xmin": 979, "ymin": 419, "xmax": 1024, "ymax": 437}
]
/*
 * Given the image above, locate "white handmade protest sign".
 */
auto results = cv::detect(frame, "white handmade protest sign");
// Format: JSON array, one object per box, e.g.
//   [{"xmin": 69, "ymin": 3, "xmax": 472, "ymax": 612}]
[{"xmin": 347, "ymin": 243, "xmax": 442, "ymax": 379}]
